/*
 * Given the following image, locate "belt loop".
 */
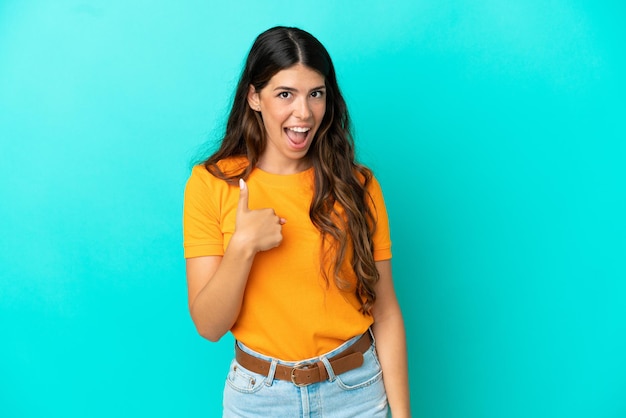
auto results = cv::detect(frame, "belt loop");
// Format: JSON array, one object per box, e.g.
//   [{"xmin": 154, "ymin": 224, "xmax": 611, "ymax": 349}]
[
  {"xmin": 320, "ymin": 356, "xmax": 336, "ymax": 382},
  {"xmin": 265, "ymin": 359, "xmax": 278, "ymax": 386}
]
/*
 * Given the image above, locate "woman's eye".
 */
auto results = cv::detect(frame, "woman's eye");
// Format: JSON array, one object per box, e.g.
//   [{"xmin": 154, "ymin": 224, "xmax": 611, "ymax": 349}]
[
  {"xmin": 278, "ymin": 92, "xmax": 291, "ymax": 99},
  {"xmin": 311, "ymin": 91, "xmax": 324, "ymax": 98}
]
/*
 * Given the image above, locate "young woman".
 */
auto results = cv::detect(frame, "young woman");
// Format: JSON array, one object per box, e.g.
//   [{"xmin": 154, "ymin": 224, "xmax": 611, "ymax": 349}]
[{"xmin": 183, "ymin": 26, "xmax": 410, "ymax": 417}]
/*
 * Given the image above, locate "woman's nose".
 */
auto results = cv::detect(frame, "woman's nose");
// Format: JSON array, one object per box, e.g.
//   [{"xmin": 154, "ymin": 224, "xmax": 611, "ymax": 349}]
[{"xmin": 293, "ymin": 97, "xmax": 312, "ymax": 119}]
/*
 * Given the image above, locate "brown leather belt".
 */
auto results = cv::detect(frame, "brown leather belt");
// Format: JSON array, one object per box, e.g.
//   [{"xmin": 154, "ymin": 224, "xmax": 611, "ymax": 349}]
[{"xmin": 235, "ymin": 332, "xmax": 372, "ymax": 387}]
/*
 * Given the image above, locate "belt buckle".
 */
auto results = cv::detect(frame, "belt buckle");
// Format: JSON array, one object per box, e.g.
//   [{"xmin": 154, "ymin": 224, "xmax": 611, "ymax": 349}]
[{"xmin": 290, "ymin": 362, "xmax": 313, "ymax": 387}]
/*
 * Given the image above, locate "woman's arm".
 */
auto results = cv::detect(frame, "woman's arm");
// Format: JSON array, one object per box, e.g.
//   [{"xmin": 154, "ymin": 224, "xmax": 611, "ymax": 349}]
[
  {"xmin": 186, "ymin": 179, "xmax": 285, "ymax": 342},
  {"xmin": 372, "ymin": 259, "xmax": 411, "ymax": 417}
]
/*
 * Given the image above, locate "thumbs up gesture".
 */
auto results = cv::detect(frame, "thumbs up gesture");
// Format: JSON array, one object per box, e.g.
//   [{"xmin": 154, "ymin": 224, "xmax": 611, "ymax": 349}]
[{"xmin": 234, "ymin": 179, "xmax": 286, "ymax": 254}]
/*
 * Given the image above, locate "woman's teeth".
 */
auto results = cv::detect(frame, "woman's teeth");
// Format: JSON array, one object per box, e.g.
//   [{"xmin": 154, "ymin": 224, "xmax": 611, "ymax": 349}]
[{"xmin": 288, "ymin": 127, "xmax": 310, "ymax": 133}]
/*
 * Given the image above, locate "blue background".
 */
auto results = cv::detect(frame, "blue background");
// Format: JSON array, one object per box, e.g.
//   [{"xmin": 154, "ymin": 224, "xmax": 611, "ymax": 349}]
[{"xmin": 1, "ymin": 1, "xmax": 624, "ymax": 417}]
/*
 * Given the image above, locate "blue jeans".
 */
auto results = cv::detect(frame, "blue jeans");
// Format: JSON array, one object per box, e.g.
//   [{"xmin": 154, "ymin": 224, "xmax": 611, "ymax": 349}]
[{"xmin": 222, "ymin": 330, "xmax": 389, "ymax": 417}]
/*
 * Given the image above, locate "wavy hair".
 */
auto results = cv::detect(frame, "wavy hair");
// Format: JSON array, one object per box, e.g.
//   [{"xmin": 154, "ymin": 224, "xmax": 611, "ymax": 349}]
[{"xmin": 203, "ymin": 26, "xmax": 379, "ymax": 314}]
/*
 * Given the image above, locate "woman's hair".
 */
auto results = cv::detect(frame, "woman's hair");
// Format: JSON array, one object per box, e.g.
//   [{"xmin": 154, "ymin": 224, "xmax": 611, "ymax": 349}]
[{"xmin": 204, "ymin": 26, "xmax": 379, "ymax": 314}]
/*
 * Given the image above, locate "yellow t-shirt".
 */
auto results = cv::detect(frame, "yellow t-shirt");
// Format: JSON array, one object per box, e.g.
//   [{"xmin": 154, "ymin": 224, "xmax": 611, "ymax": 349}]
[{"xmin": 183, "ymin": 158, "xmax": 392, "ymax": 360}]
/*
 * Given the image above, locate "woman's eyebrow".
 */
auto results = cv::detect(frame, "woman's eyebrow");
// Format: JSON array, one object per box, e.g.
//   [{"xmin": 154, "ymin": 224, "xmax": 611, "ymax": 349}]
[{"xmin": 273, "ymin": 85, "xmax": 326, "ymax": 92}]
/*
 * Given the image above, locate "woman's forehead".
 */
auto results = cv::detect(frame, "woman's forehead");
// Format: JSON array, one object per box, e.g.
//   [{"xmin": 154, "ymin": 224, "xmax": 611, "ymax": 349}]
[{"xmin": 266, "ymin": 64, "xmax": 325, "ymax": 88}]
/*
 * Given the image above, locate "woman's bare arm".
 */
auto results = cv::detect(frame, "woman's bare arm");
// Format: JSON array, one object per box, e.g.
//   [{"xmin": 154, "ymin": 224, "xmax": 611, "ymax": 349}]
[{"xmin": 372, "ymin": 259, "xmax": 411, "ymax": 417}]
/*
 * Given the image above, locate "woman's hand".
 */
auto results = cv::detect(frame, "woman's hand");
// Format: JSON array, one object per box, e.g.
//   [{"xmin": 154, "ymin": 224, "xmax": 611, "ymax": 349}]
[{"xmin": 233, "ymin": 179, "xmax": 286, "ymax": 253}]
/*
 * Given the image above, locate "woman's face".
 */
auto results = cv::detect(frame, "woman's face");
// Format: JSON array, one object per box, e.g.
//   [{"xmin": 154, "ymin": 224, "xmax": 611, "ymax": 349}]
[{"xmin": 248, "ymin": 64, "xmax": 326, "ymax": 173}]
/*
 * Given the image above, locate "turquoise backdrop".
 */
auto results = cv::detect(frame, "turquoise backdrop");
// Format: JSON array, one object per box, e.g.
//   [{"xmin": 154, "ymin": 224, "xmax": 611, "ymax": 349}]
[{"xmin": 1, "ymin": 1, "xmax": 624, "ymax": 417}]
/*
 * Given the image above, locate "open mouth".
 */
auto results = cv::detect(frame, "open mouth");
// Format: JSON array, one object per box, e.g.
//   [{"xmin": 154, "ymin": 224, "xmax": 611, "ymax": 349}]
[{"xmin": 284, "ymin": 126, "xmax": 311, "ymax": 149}]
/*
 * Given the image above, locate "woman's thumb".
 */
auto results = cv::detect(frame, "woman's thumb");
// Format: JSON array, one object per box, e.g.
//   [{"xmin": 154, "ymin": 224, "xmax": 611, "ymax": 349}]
[{"xmin": 237, "ymin": 179, "xmax": 249, "ymax": 212}]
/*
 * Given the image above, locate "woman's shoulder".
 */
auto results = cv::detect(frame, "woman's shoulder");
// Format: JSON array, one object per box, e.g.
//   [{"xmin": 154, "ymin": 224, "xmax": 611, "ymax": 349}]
[
  {"xmin": 214, "ymin": 156, "xmax": 249, "ymax": 174},
  {"xmin": 192, "ymin": 156, "xmax": 249, "ymax": 180}
]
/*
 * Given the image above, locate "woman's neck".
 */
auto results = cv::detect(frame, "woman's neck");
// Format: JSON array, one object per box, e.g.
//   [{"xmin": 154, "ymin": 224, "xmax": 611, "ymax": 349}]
[{"xmin": 256, "ymin": 156, "xmax": 312, "ymax": 175}]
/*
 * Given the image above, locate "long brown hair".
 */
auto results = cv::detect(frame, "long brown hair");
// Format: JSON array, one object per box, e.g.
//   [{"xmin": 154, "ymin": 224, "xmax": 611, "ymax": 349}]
[{"xmin": 204, "ymin": 26, "xmax": 379, "ymax": 314}]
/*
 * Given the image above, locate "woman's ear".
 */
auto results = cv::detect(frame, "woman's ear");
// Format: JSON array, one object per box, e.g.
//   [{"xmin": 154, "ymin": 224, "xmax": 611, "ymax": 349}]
[{"xmin": 247, "ymin": 85, "xmax": 260, "ymax": 112}]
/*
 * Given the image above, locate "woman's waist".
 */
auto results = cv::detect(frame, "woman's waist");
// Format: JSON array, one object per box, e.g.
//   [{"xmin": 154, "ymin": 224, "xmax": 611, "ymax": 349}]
[
  {"xmin": 231, "ymin": 320, "xmax": 373, "ymax": 362},
  {"xmin": 236, "ymin": 328, "xmax": 374, "ymax": 365}
]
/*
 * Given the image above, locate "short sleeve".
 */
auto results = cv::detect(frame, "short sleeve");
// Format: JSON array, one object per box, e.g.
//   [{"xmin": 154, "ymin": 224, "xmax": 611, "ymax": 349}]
[
  {"xmin": 183, "ymin": 165, "xmax": 225, "ymax": 258},
  {"xmin": 367, "ymin": 176, "xmax": 392, "ymax": 261}
]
